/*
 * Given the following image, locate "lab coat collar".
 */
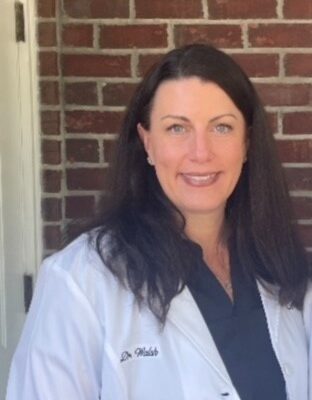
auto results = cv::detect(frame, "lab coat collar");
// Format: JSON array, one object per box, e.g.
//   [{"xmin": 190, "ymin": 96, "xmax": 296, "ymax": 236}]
[
  {"xmin": 167, "ymin": 285, "xmax": 233, "ymax": 385},
  {"xmin": 167, "ymin": 282, "xmax": 281, "ymax": 386},
  {"xmin": 257, "ymin": 282, "xmax": 281, "ymax": 348}
]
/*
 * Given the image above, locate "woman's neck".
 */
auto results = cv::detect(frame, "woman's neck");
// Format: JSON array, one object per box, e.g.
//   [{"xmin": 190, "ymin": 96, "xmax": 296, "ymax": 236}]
[
  {"xmin": 184, "ymin": 211, "xmax": 226, "ymax": 256},
  {"xmin": 184, "ymin": 211, "xmax": 233, "ymax": 301}
]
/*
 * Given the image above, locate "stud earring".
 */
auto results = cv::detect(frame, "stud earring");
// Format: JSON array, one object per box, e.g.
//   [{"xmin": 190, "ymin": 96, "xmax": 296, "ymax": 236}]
[{"xmin": 147, "ymin": 156, "xmax": 154, "ymax": 166}]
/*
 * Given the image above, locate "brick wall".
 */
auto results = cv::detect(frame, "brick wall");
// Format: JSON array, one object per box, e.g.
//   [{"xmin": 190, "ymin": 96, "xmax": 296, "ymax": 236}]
[{"xmin": 37, "ymin": 0, "xmax": 312, "ymax": 257}]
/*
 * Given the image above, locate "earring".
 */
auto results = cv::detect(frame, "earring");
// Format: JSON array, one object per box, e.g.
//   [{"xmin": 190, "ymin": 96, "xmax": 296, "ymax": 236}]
[{"xmin": 147, "ymin": 156, "xmax": 154, "ymax": 166}]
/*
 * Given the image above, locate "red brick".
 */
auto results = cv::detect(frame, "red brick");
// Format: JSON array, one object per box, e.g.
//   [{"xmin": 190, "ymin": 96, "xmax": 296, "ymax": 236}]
[
  {"xmin": 42, "ymin": 140, "xmax": 61, "ymax": 165},
  {"xmin": 231, "ymin": 53, "xmax": 279, "ymax": 78},
  {"xmin": 64, "ymin": 82, "xmax": 98, "ymax": 105},
  {"xmin": 62, "ymin": 24, "xmax": 93, "ymax": 47},
  {"xmin": 256, "ymin": 84, "xmax": 311, "ymax": 107},
  {"xmin": 175, "ymin": 25, "xmax": 243, "ymax": 48},
  {"xmin": 277, "ymin": 140, "xmax": 312, "ymax": 163},
  {"xmin": 298, "ymin": 225, "xmax": 312, "ymax": 248},
  {"xmin": 267, "ymin": 112, "xmax": 278, "ymax": 134},
  {"xmin": 285, "ymin": 54, "xmax": 312, "ymax": 77},
  {"xmin": 66, "ymin": 139, "xmax": 99, "ymax": 163},
  {"xmin": 136, "ymin": 0, "xmax": 203, "ymax": 18},
  {"xmin": 285, "ymin": 168, "xmax": 312, "ymax": 191},
  {"xmin": 66, "ymin": 168, "xmax": 109, "ymax": 190},
  {"xmin": 41, "ymin": 111, "xmax": 61, "ymax": 135},
  {"xmin": 65, "ymin": 221, "xmax": 88, "ymax": 242},
  {"xmin": 41, "ymin": 111, "xmax": 60, "ymax": 135},
  {"xmin": 103, "ymin": 139, "xmax": 117, "ymax": 163},
  {"xmin": 209, "ymin": 0, "xmax": 276, "ymax": 18},
  {"xmin": 102, "ymin": 83, "xmax": 137, "ymax": 106},
  {"xmin": 283, "ymin": 112, "xmax": 312, "ymax": 135},
  {"xmin": 40, "ymin": 81, "xmax": 59, "ymax": 105},
  {"xmin": 37, "ymin": 0, "xmax": 56, "ymax": 17},
  {"xmin": 137, "ymin": 54, "xmax": 164, "ymax": 77},
  {"xmin": 38, "ymin": 22, "xmax": 57, "ymax": 47},
  {"xmin": 291, "ymin": 197, "xmax": 312, "ymax": 220},
  {"xmin": 44, "ymin": 225, "xmax": 62, "ymax": 250},
  {"xmin": 139, "ymin": 53, "xmax": 279, "ymax": 78},
  {"xmin": 65, "ymin": 111, "xmax": 123, "ymax": 133},
  {"xmin": 248, "ymin": 24, "xmax": 312, "ymax": 48},
  {"xmin": 39, "ymin": 51, "xmax": 59, "ymax": 76},
  {"xmin": 63, "ymin": 0, "xmax": 129, "ymax": 18},
  {"xmin": 99, "ymin": 25, "xmax": 167, "ymax": 49},
  {"xmin": 284, "ymin": 0, "xmax": 312, "ymax": 18},
  {"xmin": 62, "ymin": 54, "xmax": 131, "ymax": 77},
  {"xmin": 42, "ymin": 170, "xmax": 62, "ymax": 193},
  {"xmin": 65, "ymin": 196, "xmax": 95, "ymax": 218},
  {"xmin": 42, "ymin": 198, "xmax": 62, "ymax": 221}
]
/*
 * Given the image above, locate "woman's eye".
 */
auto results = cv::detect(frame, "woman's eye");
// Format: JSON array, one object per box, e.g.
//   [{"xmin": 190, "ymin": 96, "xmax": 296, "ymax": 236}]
[
  {"xmin": 167, "ymin": 124, "xmax": 186, "ymax": 134},
  {"xmin": 214, "ymin": 123, "xmax": 232, "ymax": 134}
]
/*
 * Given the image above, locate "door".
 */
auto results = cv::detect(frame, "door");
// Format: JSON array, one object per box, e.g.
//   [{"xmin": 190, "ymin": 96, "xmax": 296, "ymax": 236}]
[{"xmin": 0, "ymin": 0, "xmax": 41, "ymax": 397}]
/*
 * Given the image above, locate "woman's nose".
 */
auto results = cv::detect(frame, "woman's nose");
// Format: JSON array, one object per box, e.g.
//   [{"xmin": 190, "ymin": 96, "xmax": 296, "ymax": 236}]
[{"xmin": 188, "ymin": 131, "xmax": 215, "ymax": 162}]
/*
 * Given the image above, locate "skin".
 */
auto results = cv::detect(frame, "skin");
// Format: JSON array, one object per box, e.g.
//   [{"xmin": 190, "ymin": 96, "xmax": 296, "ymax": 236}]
[{"xmin": 138, "ymin": 77, "xmax": 248, "ymax": 297}]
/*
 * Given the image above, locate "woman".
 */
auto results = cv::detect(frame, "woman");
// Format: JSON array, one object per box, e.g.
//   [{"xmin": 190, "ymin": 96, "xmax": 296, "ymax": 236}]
[{"xmin": 6, "ymin": 44, "xmax": 311, "ymax": 400}]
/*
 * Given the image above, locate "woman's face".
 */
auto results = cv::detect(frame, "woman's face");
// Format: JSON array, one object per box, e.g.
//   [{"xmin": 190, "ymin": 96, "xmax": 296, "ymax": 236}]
[{"xmin": 138, "ymin": 77, "xmax": 247, "ymax": 222}]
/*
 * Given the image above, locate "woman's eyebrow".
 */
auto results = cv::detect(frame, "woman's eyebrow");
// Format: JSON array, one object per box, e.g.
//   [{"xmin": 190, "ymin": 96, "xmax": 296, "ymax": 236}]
[
  {"xmin": 160, "ymin": 113, "xmax": 238, "ymax": 122},
  {"xmin": 160, "ymin": 115, "xmax": 190, "ymax": 122},
  {"xmin": 209, "ymin": 113, "xmax": 237, "ymax": 122}
]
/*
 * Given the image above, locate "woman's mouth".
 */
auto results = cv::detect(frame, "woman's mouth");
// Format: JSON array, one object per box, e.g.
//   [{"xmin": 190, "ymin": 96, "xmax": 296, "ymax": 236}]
[{"xmin": 180, "ymin": 172, "xmax": 220, "ymax": 187}]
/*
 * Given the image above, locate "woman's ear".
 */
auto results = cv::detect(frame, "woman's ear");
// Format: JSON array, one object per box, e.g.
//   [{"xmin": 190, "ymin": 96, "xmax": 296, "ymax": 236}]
[
  {"xmin": 244, "ymin": 127, "xmax": 251, "ymax": 162},
  {"xmin": 137, "ymin": 123, "xmax": 150, "ymax": 152},
  {"xmin": 137, "ymin": 123, "xmax": 154, "ymax": 166}
]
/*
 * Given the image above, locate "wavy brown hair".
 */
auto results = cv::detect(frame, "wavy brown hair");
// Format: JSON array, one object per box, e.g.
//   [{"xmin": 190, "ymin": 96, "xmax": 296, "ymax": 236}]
[{"xmin": 92, "ymin": 44, "xmax": 309, "ymax": 323}]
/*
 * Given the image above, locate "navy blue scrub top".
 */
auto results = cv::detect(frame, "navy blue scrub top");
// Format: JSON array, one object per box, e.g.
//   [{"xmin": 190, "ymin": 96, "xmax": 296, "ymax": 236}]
[{"xmin": 186, "ymin": 243, "xmax": 287, "ymax": 400}]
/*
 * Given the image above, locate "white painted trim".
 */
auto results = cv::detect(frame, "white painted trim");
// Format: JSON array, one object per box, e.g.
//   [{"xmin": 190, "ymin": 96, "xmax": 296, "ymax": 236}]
[
  {"xmin": 0, "ymin": 158, "xmax": 7, "ymax": 348},
  {"xmin": 20, "ymin": 0, "xmax": 42, "ymax": 272}
]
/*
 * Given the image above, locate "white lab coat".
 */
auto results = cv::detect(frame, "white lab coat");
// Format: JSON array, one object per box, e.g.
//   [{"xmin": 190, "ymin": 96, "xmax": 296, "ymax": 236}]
[{"xmin": 6, "ymin": 233, "xmax": 312, "ymax": 400}]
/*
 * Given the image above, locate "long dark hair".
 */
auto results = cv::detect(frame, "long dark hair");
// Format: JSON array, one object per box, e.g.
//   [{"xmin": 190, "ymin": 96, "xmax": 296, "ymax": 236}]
[{"xmin": 92, "ymin": 44, "xmax": 309, "ymax": 323}]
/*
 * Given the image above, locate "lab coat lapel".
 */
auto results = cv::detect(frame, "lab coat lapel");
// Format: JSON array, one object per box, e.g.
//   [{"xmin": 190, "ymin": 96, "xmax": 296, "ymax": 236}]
[
  {"xmin": 167, "ymin": 286, "xmax": 232, "ymax": 384},
  {"xmin": 257, "ymin": 282, "xmax": 280, "ymax": 348}
]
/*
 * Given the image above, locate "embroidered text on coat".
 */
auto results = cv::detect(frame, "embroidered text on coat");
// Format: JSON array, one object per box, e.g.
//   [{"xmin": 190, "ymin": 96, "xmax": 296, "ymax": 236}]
[{"xmin": 120, "ymin": 346, "xmax": 159, "ymax": 362}]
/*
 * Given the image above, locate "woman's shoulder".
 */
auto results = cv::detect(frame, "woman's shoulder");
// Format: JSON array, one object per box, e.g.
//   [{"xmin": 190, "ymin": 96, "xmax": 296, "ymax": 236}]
[
  {"xmin": 40, "ymin": 230, "xmax": 123, "ymax": 304},
  {"xmin": 303, "ymin": 280, "xmax": 312, "ymax": 335},
  {"xmin": 45, "ymin": 229, "xmax": 109, "ymax": 270}
]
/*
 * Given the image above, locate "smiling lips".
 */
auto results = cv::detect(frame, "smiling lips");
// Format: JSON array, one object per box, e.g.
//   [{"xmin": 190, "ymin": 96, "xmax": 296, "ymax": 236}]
[{"xmin": 181, "ymin": 172, "xmax": 220, "ymax": 187}]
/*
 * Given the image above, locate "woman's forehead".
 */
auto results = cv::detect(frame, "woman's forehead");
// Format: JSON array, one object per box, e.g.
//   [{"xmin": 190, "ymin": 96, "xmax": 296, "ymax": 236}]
[{"xmin": 150, "ymin": 77, "xmax": 243, "ymax": 121}]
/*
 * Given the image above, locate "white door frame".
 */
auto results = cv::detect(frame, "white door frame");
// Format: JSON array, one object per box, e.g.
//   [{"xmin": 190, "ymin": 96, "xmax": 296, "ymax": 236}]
[
  {"xmin": 0, "ymin": 0, "xmax": 42, "ymax": 394},
  {"xmin": 19, "ymin": 0, "xmax": 42, "ymax": 270}
]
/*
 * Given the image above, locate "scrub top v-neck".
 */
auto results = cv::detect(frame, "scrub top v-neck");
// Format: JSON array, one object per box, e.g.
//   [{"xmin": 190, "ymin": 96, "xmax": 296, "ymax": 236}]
[{"xmin": 187, "ymin": 243, "xmax": 287, "ymax": 400}]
